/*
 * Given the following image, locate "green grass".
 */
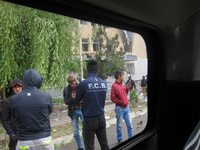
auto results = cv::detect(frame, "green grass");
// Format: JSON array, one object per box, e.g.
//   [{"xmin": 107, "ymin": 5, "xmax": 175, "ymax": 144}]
[
  {"xmin": 51, "ymin": 120, "xmax": 82, "ymax": 140},
  {"xmin": 0, "ymin": 125, "xmax": 5, "ymax": 136},
  {"xmin": 51, "ymin": 125, "xmax": 73, "ymax": 139},
  {"xmin": 52, "ymin": 97, "xmax": 63, "ymax": 104},
  {"xmin": 54, "ymin": 143, "xmax": 60, "ymax": 149},
  {"xmin": 70, "ymin": 138, "xmax": 75, "ymax": 142}
]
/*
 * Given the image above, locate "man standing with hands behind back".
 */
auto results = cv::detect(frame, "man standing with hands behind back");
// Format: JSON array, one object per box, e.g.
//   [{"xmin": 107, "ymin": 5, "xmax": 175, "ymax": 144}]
[
  {"xmin": 74, "ymin": 59, "xmax": 109, "ymax": 150},
  {"xmin": 63, "ymin": 75, "xmax": 84, "ymax": 150},
  {"xmin": 111, "ymin": 70, "xmax": 133, "ymax": 144}
]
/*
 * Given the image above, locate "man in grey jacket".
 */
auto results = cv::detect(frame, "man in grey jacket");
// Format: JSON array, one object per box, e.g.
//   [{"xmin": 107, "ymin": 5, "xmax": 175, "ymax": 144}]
[
  {"xmin": 11, "ymin": 69, "xmax": 54, "ymax": 150},
  {"xmin": 2, "ymin": 78, "xmax": 23, "ymax": 150}
]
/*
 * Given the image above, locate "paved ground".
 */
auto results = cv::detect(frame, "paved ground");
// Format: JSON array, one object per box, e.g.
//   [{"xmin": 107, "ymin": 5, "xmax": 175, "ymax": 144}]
[{"xmin": 57, "ymin": 110, "xmax": 147, "ymax": 150}]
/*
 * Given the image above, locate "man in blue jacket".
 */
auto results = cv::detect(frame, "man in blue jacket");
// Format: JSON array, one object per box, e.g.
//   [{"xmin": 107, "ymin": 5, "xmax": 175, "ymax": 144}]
[
  {"xmin": 74, "ymin": 59, "xmax": 109, "ymax": 150},
  {"xmin": 10, "ymin": 69, "xmax": 54, "ymax": 150}
]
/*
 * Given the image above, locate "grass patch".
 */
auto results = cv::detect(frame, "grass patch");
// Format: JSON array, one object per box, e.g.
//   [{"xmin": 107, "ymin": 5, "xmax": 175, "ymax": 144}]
[
  {"xmin": 51, "ymin": 120, "xmax": 83, "ymax": 140},
  {"xmin": 0, "ymin": 125, "xmax": 5, "ymax": 136},
  {"xmin": 70, "ymin": 138, "xmax": 75, "ymax": 142},
  {"xmin": 51, "ymin": 124, "xmax": 73, "ymax": 139}
]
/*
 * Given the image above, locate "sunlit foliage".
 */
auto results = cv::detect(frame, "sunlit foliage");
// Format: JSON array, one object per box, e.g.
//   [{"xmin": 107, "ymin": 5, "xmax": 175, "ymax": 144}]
[{"xmin": 0, "ymin": 1, "xmax": 79, "ymax": 90}]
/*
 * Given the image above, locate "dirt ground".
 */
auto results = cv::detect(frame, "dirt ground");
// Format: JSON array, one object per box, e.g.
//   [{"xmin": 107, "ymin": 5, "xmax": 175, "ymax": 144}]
[{"xmin": 50, "ymin": 103, "xmax": 70, "ymax": 127}]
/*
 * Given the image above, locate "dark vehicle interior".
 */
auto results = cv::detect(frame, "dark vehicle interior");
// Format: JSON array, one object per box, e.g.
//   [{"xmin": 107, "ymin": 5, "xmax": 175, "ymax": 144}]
[{"xmin": 4, "ymin": 0, "xmax": 200, "ymax": 149}]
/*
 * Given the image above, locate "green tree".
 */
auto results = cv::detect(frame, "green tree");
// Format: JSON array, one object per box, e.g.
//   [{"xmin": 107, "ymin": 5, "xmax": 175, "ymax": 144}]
[
  {"xmin": 83, "ymin": 23, "xmax": 126, "ymax": 80},
  {"xmin": 0, "ymin": 1, "xmax": 79, "ymax": 91}
]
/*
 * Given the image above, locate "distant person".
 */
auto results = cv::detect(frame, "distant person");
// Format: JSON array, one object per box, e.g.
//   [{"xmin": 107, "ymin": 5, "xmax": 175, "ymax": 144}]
[
  {"xmin": 111, "ymin": 70, "xmax": 133, "ymax": 144},
  {"xmin": 74, "ymin": 59, "xmax": 109, "ymax": 150},
  {"xmin": 126, "ymin": 75, "xmax": 136, "ymax": 92},
  {"xmin": 141, "ymin": 76, "xmax": 147, "ymax": 99},
  {"xmin": 146, "ymin": 75, "xmax": 148, "ymax": 96},
  {"xmin": 11, "ymin": 69, "xmax": 54, "ymax": 150},
  {"xmin": 63, "ymin": 75, "xmax": 84, "ymax": 150},
  {"xmin": 2, "ymin": 79, "xmax": 22, "ymax": 150}
]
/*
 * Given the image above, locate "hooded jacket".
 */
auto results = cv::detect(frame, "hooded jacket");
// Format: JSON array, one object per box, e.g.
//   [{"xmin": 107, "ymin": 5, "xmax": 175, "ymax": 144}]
[
  {"xmin": 1, "ymin": 78, "xmax": 22, "ymax": 136},
  {"xmin": 10, "ymin": 69, "xmax": 53, "ymax": 141}
]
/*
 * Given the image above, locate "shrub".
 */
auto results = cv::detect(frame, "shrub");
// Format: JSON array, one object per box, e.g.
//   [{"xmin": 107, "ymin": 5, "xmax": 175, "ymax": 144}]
[
  {"xmin": 52, "ymin": 97, "xmax": 63, "ymax": 103},
  {"xmin": 130, "ymin": 89, "xmax": 139, "ymax": 103}
]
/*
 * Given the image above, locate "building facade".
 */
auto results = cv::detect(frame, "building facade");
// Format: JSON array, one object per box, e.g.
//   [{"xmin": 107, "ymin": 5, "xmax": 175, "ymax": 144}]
[{"xmin": 78, "ymin": 20, "xmax": 147, "ymax": 85}]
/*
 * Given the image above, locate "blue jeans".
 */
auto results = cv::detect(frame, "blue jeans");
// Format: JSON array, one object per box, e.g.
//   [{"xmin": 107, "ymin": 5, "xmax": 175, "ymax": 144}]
[
  {"xmin": 115, "ymin": 106, "xmax": 133, "ymax": 141},
  {"xmin": 71, "ymin": 109, "xmax": 84, "ymax": 149}
]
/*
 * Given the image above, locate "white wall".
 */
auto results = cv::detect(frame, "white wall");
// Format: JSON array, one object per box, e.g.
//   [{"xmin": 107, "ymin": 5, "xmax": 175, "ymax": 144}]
[{"xmin": 132, "ymin": 58, "xmax": 148, "ymax": 80}]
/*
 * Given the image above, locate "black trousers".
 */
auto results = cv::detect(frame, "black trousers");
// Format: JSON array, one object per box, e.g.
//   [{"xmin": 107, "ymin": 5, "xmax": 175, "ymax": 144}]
[
  {"xmin": 9, "ymin": 134, "xmax": 18, "ymax": 150},
  {"xmin": 83, "ymin": 116, "xmax": 109, "ymax": 150}
]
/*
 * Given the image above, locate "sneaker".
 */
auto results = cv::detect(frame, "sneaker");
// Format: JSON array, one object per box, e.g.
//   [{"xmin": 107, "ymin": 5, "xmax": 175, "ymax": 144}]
[{"xmin": 77, "ymin": 148, "xmax": 83, "ymax": 150}]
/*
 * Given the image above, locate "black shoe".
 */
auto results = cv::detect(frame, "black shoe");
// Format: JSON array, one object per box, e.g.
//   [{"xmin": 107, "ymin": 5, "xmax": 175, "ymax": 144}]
[
  {"xmin": 77, "ymin": 148, "xmax": 83, "ymax": 150},
  {"xmin": 118, "ymin": 140, "xmax": 123, "ymax": 144}
]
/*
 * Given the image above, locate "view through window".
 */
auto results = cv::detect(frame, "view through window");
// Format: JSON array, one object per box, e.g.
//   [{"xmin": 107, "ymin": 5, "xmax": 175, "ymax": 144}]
[{"xmin": 0, "ymin": 1, "xmax": 148, "ymax": 150}]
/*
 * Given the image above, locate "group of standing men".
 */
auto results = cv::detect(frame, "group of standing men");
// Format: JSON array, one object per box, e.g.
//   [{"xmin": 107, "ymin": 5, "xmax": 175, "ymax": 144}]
[
  {"xmin": 1, "ymin": 59, "xmax": 135, "ymax": 150},
  {"xmin": 64, "ymin": 59, "xmax": 134, "ymax": 150}
]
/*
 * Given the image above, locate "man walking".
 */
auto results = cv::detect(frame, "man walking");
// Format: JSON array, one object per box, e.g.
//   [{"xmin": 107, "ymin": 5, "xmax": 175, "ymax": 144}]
[
  {"xmin": 74, "ymin": 59, "xmax": 109, "ymax": 150},
  {"xmin": 63, "ymin": 75, "xmax": 84, "ymax": 150},
  {"xmin": 111, "ymin": 70, "xmax": 133, "ymax": 143},
  {"xmin": 11, "ymin": 69, "xmax": 54, "ymax": 150},
  {"xmin": 2, "ymin": 78, "xmax": 23, "ymax": 150}
]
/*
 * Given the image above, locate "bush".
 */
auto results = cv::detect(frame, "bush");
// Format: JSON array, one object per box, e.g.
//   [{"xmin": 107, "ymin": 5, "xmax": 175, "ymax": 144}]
[
  {"xmin": 130, "ymin": 89, "xmax": 139, "ymax": 103},
  {"xmin": 52, "ymin": 97, "xmax": 63, "ymax": 103}
]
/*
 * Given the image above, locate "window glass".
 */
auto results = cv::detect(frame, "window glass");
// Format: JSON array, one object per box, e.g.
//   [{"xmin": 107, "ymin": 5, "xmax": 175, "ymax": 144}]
[
  {"xmin": 93, "ymin": 39, "xmax": 98, "ymax": 51},
  {"xmin": 0, "ymin": 2, "xmax": 148, "ymax": 150},
  {"xmin": 82, "ymin": 38, "xmax": 89, "ymax": 51}
]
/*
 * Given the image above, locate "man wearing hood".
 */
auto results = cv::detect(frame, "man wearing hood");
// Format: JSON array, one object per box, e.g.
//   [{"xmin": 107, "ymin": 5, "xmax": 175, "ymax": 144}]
[
  {"xmin": 2, "ymin": 78, "xmax": 23, "ymax": 150},
  {"xmin": 10, "ymin": 69, "xmax": 54, "ymax": 150}
]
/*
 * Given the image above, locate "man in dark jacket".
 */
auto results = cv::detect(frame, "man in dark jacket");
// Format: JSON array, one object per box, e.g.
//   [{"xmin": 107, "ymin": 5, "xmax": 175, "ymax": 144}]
[
  {"xmin": 63, "ymin": 75, "xmax": 84, "ymax": 150},
  {"xmin": 126, "ymin": 75, "xmax": 136, "ymax": 92},
  {"xmin": 141, "ymin": 76, "xmax": 147, "ymax": 99},
  {"xmin": 10, "ymin": 69, "xmax": 54, "ymax": 150},
  {"xmin": 74, "ymin": 59, "xmax": 109, "ymax": 150},
  {"xmin": 2, "ymin": 78, "xmax": 22, "ymax": 150}
]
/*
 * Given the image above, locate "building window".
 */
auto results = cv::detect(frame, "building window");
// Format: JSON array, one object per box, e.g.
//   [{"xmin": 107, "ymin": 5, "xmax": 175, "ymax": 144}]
[
  {"xmin": 126, "ymin": 63, "xmax": 135, "ymax": 74},
  {"xmin": 82, "ymin": 39, "xmax": 89, "ymax": 51},
  {"xmin": 93, "ymin": 40, "xmax": 98, "ymax": 51},
  {"xmin": 80, "ymin": 20, "xmax": 87, "ymax": 25}
]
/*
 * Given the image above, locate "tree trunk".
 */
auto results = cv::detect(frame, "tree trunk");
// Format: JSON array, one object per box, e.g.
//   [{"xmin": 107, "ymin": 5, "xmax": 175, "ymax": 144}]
[{"xmin": 3, "ymin": 85, "xmax": 6, "ymax": 100}]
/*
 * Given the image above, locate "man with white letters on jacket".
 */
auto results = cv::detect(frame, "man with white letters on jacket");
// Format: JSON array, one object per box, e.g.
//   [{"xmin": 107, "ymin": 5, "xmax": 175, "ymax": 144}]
[
  {"xmin": 74, "ymin": 59, "xmax": 109, "ymax": 150},
  {"xmin": 11, "ymin": 69, "xmax": 54, "ymax": 150}
]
